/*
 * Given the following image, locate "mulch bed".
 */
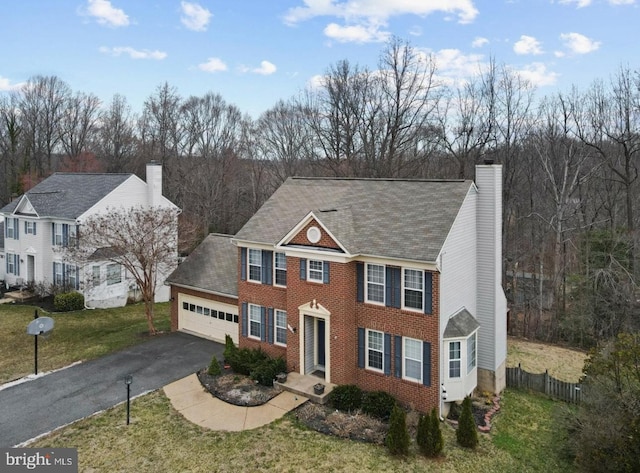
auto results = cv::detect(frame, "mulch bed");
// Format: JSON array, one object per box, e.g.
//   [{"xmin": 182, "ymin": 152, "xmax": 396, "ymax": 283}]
[{"xmin": 196, "ymin": 368, "xmax": 280, "ymax": 407}]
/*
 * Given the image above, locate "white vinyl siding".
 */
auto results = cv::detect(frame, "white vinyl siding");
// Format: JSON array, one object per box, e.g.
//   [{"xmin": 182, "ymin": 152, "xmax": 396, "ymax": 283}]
[{"xmin": 366, "ymin": 263, "xmax": 385, "ymax": 304}]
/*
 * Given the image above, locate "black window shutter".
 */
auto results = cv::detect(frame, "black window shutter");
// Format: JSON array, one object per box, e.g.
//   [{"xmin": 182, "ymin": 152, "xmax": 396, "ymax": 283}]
[
  {"xmin": 75, "ymin": 266, "xmax": 79, "ymax": 290},
  {"xmin": 357, "ymin": 327, "xmax": 365, "ymax": 369},
  {"xmin": 385, "ymin": 266, "xmax": 392, "ymax": 306},
  {"xmin": 392, "ymin": 268, "xmax": 401, "ymax": 308},
  {"xmin": 267, "ymin": 308, "xmax": 274, "ymax": 344},
  {"xmin": 356, "ymin": 262, "xmax": 364, "ymax": 302},
  {"xmin": 262, "ymin": 250, "xmax": 273, "ymax": 285},
  {"xmin": 15, "ymin": 254, "xmax": 19, "ymax": 276},
  {"xmin": 384, "ymin": 333, "xmax": 391, "ymax": 376},
  {"xmin": 424, "ymin": 272, "xmax": 433, "ymax": 314},
  {"xmin": 14, "ymin": 218, "xmax": 18, "ymax": 239},
  {"xmin": 24, "ymin": 221, "xmax": 27, "ymax": 234},
  {"xmin": 241, "ymin": 302, "xmax": 248, "ymax": 338},
  {"xmin": 62, "ymin": 224, "xmax": 69, "ymax": 247},
  {"xmin": 33, "ymin": 222, "xmax": 37, "ymax": 236},
  {"xmin": 299, "ymin": 258, "xmax": 307, "ymax": 280},
  {"xmin": 260, "ymin": 306, "xmax": 266, "ymax": 342},
  {"xmin": 4, "ymin": 218, "xmax": 8, "ymax": 238},
  {"xmin": 394, "ymin": 335, "xmax": 402, "ymax": 378},
  {"xmin": 323, "ymin": 261, "xmax": 330, "ymax": 284},
  {"xmin": 240, "ymin": 248, "xmax": 247, "ymax": 281},
  {"xmin": 423, "ymin": 341, "xmax": 431, "ymax": 386},
  {"xmin": 51, "ymin": 223, "xmax": 55, "ymax": 245}
]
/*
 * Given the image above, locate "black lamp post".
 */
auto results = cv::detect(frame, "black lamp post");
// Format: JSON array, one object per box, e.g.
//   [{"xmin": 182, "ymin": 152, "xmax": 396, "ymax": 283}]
[{"xmin": 124, "ymin": 374, "xmax": 133, "ymax": 425}]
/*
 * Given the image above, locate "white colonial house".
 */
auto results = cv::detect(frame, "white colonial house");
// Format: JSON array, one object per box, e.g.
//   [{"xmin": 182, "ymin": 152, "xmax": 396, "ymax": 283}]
[{"xmin": 0, "ymin": 162, "xmax": 179, "ymax": 308}]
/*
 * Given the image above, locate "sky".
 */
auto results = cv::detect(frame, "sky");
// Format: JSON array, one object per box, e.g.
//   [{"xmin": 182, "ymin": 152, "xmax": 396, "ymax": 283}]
[{"xmin": 0, "ymin": 0, "xmax": 638, "ymax": 119}]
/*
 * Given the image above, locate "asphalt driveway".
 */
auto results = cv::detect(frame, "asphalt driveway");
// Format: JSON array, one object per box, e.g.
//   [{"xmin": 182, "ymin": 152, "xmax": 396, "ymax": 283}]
[{"xmin": 0, "ymin": 331, "xmax": 222, "ymax": 447}]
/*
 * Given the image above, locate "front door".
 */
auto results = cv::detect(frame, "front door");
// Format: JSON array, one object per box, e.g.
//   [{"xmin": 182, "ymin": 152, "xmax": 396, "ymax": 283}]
[
  {"xmin": 303, "ymin": 315, "xmax": 326, "ymax": 378},
  {"xmin": 27, "ymin": 255, "xmax": 35, "ymax": 284}
]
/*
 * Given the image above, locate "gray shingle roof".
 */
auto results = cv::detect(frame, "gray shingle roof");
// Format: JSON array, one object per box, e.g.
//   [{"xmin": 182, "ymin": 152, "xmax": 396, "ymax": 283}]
[
  {"xmin": 166, "ymin": 233, "xmax": 237, "ymax": 297},
  {"xmin": 0, "ymin": 173, "xmax": 132, "ymax": 219},
  {"xmin": 443, "ymin": 309, "xmax": 480, "ymax": 338},
  {"xmin": 235, "ymin": 177, "xmax": 473, "ymax": 262}
]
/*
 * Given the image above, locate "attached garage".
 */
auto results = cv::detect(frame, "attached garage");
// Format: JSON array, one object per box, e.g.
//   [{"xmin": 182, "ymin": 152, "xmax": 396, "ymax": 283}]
[
  {"xmin": 167, "ymin": 233, "xmax": 239, "ymax": 344},
  {"xmin": 178, "ymin": 293, "xmax": 238, "ymax": 344}
]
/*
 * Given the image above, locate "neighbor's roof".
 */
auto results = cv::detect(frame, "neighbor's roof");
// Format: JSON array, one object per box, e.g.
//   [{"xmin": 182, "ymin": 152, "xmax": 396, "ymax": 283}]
[
  {"xmin": 0, "ymin": 173, "xmax": 132, "ymax": 219},
  {"xmin": 443, "ymin": 309, "xmax": 480, "ymax": 338},
  {"xmin": 166, "ymin": 233, "xmax": 238, "ymax": 297},
  {"xmin": 235, "ymin": 177, "xmax": 473, "ymax": 262}
]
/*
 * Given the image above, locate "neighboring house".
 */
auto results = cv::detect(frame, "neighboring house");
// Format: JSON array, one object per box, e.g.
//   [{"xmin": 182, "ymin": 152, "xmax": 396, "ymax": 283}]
[
  {"xmin": 168, "ymin": 163, "xmax": 507, "ymax": 413},
  {"xmin": 0, "ymin": 162, "xmax": 179, "ymax": 308}
]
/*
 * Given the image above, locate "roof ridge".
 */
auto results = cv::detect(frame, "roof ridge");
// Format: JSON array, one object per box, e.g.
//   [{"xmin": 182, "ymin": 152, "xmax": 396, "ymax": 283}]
[{"xmin": 290, "ymin": 176, "xmax": 468, "ymax": 183}]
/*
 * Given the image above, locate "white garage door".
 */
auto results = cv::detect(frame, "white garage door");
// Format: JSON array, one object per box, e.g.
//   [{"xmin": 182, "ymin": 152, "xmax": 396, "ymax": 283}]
[{"xmin": 178, "ymin": 294, "xmax": 239, "ymax": 344}]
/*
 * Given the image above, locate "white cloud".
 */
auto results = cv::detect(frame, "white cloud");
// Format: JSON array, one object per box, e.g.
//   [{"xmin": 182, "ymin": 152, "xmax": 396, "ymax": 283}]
[
  {"xmin": 409, "ymin": 26, "xmax": 423, "ymax": 37},
  {"xmin": 251, "ymin": 61, "xmax": 277, "ymax": 75},
  {"xmin": 181, "ymin": 2, "xmax": 212, "ymax": 31},
  {"xmin": 514, "ymin": 62, "xmax": 558, "ymax": 87},
  {"xmin": 198, "ymin": 57, "xmax": 228, "ymax": 73},
  {"xmin": 324, "ymin": 22, "xmax": 390, "ymax": 43},
  {"xmin": 433, "ymin": 48, "xmax": 487, "ymax": 82},
  {"xmin": 513, "ymin": 35, "xmax": 543, "ymax": 55},
  {"xmin": 471, "ymin": 36, "xmax": 489, "ymax": 48},
  {"xmin": 99, "ymin": 46, "xmax": 167, "ymax": 60},
  {"xmin": 0, "ymin": 76, "xmax": 25, "ymax": 91},
  {"xmin": 85, "ymin": 0, "xmax": 129, "ymax": 27},
  {"xmin": 560, "ymin": 32, "xmax": 601, "ymax": 54},
  {"xmin": 284, "ymin": 0, "xmax": 479, "ymax": 43},
  {"xmin": 608, "ymin": 0, "xmax": 635, "ymax": 4},
  {"xmin": 559, "ymin": 0, "xmax": 592, "ymax": 7}
]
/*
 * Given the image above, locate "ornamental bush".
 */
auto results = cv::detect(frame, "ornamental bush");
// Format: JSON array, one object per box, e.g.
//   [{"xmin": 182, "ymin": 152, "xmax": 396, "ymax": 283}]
[
  {"xmin": 328, "ymin": 384, "xmax": 363, "ymax": 412},
  {"xmin": 362, "ymin": 390, "xmax": 397, "ymax": 421},
  {"xmin": 223, "ymin": 334, "xmax": 237, "ymax": 364},
  {"xmin": 386, "ymin": 404, "xmax": 410, "ymax": 456},
  {"xmin": 250, "ymin": 357, "xmax": 286, "ymax": 387},
  {"xmin": 456, "ymin": 396, "xmax": 479, "ymax": 448},
  {"xmin": 207, "ymin": 356, "xmax": 222, "ymax": 376},
  {"xmin": 417, "ymin": 408, "xmax": 444, "ymax": 457},
  {"xmin": 53, "ymin": 292, "xmax": 85, "ymax": 312}
]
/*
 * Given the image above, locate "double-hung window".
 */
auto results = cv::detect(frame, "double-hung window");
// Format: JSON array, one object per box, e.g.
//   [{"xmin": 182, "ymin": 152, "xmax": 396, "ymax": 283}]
[
  {"xmin": 107, "ymin": 263, "xmax": 121, "ymax": 285},
  {"xmin": 92, "ymin": 265, "xmax": 101, "ymax": 287},
  {"xmin": 53, "ymin": 223, "xmax": 64, "ymax": 246},
  {"xmin": 67, "ymin": 265, "xmax": 78, "ymax": 289},
  {"xmin": 248, "ymin": 249, "xmax": 262, "ymax": 282},
  {"xmin": 25, "ymin": 221, "xmax": 36, "ymax": 235},
  {"xmin": 53, "ymin": 262, "xmax": 63, "ymax": 285},
  {"xmin": 366, "ymin": 329, "xmax": 384, "ymax": 372},
  {"xmin": 6, "ymin": 219, "xmax": 15, "ymax": 239},
  {"xmin": 467, "ymin": 333, "xmax": 477, "ymax": 373},
  {"xmin": 7, "ymin": 253, "xmax": 16, "ymax": 275},
  {"xmin": 275, "ymin": 309, "xmax": 287, "ymax": 346},
  {"xmin": 248, "ymin": 304, "xmax": 262, "ymax": 339},
  {"xmin": 449, "ymin": 341, "xmax": 461, "ymax": 378},
  {"xmin": 403, "ymin": 268, "xmax": 423, "ymax": 311},
  {"xmin": 404, "ymin": 337, "xmax": 423, "ymax": 383},
  {"xmin": 308, "ymin": 259, "xmax": 323, "ymax": 282},
  {"xmin": 274, "ymin": 252, "xmax": 287, "ymax": 286},
  {"xmin": 366, "ymin": 264, "xmax": 385, "ymax": 304}
]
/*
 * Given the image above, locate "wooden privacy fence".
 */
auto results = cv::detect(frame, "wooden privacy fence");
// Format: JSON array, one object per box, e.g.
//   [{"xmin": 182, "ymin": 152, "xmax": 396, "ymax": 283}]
[{"xmin": 506, "ymin": 364, "xmax": 582, "ymax": 404}]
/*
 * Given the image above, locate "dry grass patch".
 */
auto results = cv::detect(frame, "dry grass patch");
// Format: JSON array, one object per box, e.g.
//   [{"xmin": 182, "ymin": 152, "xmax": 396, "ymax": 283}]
[{"xmin": 507, "ymin": 337, "xmax": 587, "ymax": 382}]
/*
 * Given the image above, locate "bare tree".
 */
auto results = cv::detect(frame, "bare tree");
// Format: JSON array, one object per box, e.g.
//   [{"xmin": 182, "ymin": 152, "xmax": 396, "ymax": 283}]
[
  {"xmin": 95, "ymin": 94, "xmax": 138, "ymax": 173},
  {"xmin": 0, "ymin": 93, "xmax": 24, "ymax": 202},
  {"xmin": 66, "ymin": 206, "xmax": 179, "ymax": 335},
  {"xmin": 59, "ymin": 91, "xmax": 101, "ymax": 159}
]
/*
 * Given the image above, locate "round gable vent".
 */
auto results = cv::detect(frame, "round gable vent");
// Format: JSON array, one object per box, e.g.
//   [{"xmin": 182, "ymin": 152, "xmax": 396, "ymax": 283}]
[{"xmin": 306, "ymin": 226, "xmax": 321, "ymax": 244}]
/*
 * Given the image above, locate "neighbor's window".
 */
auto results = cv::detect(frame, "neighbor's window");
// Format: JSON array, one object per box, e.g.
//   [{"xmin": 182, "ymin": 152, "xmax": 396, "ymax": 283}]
[
  {"xmin": 449, "ymin": 341, "xmax": 461, "ymax": 378},
  {"xmin": 366, "ymin": 329, "xmax": 384, "ymax": 372},
  {"xmin": 53, "ymin": 262, "xmax": 63, "ymax": 285},
  {"xmin": 53, "ymin": 223, "xmax": 64, "ymax": 246},
  {"xmin": 275, "ymin": 309, "xmax": 287, "ymax": 346},
  {"xmin": 274, "ymin": 252, "xmax": 287, "ymax": 286},
  {"xmin": 25, "ymin": 221, "xmax": 36, "ymax": 235},
  {"xmin": 7, "ymin": 253, "xmax": 16, "ymax": 275},
  {"xmin": 248, "ymin": 249, "xmax": 262, "ymax": 282},
  {"xmin": 68, "ymin": 225, "xmax": 78, "ymax": 247},
  {"xmin": 6, "ymin": 219, "xmax": 15, "ymax": 239},
  {"xmin": 308, "ymin": 259, "xmax": 323, "ymax": 282},
  {"xmin": 403, "ymin": 268, "xmax": 423, "ymax": 311},
  {"xmin": 248, "ymin": 304, "xmax": 262, "ymax": 339},
  {"xmin": 366, "ymin": 263, "xmax": 385, "ymax": 304},
  {"xmin": 467, "ymin": 333, "xmax": 477, "ymax": 373},
  {"xmin": 92, "ymin": 265, "xmax": 101, "ymax": 287},
  {"xmin": 67, "ymin": 265, "xmax": 78, "ymax": 289},
  {"xmin": 404, "ymin": 337, "xmax": 423, "ymax": 383},
  {"xmin": 107, "ymin": 263, "xmax": 122, "ymax": 285}
]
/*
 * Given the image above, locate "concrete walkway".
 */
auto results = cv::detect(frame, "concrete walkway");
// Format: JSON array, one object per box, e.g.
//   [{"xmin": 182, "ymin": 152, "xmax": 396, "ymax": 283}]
[{"xmin": 164, "ymin": 374, "xmax": 308, "ymax": 431}]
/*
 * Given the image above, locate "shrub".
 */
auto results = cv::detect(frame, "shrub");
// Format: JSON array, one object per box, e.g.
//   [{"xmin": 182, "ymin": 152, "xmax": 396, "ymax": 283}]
[
  {"xmin": 223, "ymin": 334, "xmax": 237, "ymax": 364},
  {"xmin": 207, "ymin": 356, "xmax": 222, "ymax": 376},
  {"xmin": 227, "ymin": 347, "xmax": 268, "ymax": 376},
  {"xmin": 417, "ymin": 409, "xmax": 443, "ymax": 457},
  {"xmin": 54, "ymin": 292, "xmax": 85, "ymax": 312},
  {"xmin": 362, "ymin": 390, "xmax": 397, "ymax": 420},
  {"xmin": 328, "ymin": 384, "xmax": 363, "ymax": 412},
  {"xmin": 250, "ymin": 357, "xmax": 286, "ymax": 387},
  {"xmin": 386, "ymin": 404, "xmax": 410, "ymax": 456},
  {"xmin": 456, "ymin": 396, "xmax": 478, "ymax": 449}
]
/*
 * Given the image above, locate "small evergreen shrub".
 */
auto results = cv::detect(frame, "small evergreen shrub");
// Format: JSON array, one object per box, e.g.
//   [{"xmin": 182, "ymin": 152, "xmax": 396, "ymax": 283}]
[
  {"xmin": 362, "ymin": 390, "xmax": 397, "ymax": 420},
  {"xmin": 385, "ymin": 404, "xmax": 410, "ymax": 456},
  {"xmin": 417, "ymin": 409, "xmax": 443, "ymax": 457},
  {"xmin": 456, "ymin": 396, "xmax": 479, "ymax": 449},
  {"xmin": 223, "ymin": 334, "xmax": 237, "ymax": 364},
  {"xmin": 54, "ymin": 292, "xmax": 85, "ymax": 312},
  {"xmin": 227, "ymin": 347, "xmax": 268, "ymax": 376},
  {"xmin": 250, "ymin": 357, "xmax": 286, "ymax": 387},
  {"xmin": 207, "ymin": 356, "xmax": 222, "ymax": 376},
  {"xmin": 328, "ymin": 384, "xmax": 363, "ymax": 412}
]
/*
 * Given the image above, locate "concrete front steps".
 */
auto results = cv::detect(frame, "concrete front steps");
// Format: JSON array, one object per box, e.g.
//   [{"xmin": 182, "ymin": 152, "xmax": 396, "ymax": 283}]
[{"xmin": 274, "ymin": 372, "xmax": 336, "ymax": 404}]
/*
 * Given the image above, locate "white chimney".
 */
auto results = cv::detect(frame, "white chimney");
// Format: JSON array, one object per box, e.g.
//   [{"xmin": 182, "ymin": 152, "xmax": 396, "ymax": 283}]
[
  {"xmin": 475, "ymin": 161, "xmax": 507, "ymax": 394},
  {"xmin": 146, "ymin": 161, "xmax": 163, "ymax": 207}
]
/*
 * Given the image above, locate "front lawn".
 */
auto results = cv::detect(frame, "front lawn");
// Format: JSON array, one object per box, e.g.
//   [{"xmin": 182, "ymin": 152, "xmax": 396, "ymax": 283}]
[
  {"xmin": 29, "ymin": 388, "xmax": 574, "ymax": 472},
  {"xmin": 0, "ymin": 302, "xmax": 170, "ymax": 383}
]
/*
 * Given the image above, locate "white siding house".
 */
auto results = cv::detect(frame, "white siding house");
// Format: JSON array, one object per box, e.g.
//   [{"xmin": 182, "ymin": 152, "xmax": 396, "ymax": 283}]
[{"xmin": 0, "ymin": 162, "xmax": 179, "ymax": 308}]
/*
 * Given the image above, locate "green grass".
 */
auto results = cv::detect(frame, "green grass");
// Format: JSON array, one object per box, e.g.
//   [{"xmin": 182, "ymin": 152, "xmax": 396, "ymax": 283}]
[
  {"xmin": 29, "ymin": 388, "xmax": 576, "ymax": 472},
  {"xmin": 0, "ymin": 302, "xmax": 170, "ymax": 383}
]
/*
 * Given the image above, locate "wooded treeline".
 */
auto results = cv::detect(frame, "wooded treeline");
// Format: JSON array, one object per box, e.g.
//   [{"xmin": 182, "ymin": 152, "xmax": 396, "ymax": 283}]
[{"xmin": 1, "ymin": 38, "xmax": 638, "ymax": 348}]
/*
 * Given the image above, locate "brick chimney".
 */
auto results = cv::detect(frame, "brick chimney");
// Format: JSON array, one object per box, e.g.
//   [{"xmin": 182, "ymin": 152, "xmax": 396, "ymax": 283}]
[
  {"xmin": 146, "ymin": 161, "xmax": 162, "ymax": 207},
  {"xmin": 475, "ymin": 162, "xmax": 507, "ymax": 394}
]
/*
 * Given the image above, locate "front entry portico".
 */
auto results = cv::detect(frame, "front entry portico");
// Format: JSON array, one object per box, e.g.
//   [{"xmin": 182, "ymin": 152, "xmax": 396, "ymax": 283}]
[{"xmin": 298, "ymin": 300, "xmax": 331, "ymax": 383}]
